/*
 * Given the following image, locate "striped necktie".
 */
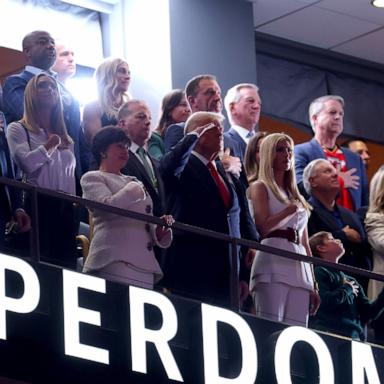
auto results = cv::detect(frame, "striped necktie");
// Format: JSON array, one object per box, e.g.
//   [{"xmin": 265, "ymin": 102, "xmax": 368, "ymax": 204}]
[{"xmin": 137, "ymin": 147, "xmax": 157, "ymax": 188}]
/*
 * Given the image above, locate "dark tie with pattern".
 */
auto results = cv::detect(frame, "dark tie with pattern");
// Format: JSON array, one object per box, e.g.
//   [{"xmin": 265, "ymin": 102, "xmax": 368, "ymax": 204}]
[{"xmin": 137, "ymin": 147, "xmax": 157, "ymax": 188}]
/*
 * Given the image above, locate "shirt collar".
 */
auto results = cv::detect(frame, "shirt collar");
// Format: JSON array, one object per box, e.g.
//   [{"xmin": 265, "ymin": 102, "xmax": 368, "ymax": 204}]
[
  {"xmin": 231, "ymin": 124, "xmax": 253, "ymax": 143},
  {"xmin": 25, "ymin": 65, "xmax": 57, "ymax": 78},
  {"xmin": 130, "ymin": 141, "xmax": 148, "ymax": 153},
  {"xmin": 191, "ymin": 151, "xmax": 211, "ymax": 166}
]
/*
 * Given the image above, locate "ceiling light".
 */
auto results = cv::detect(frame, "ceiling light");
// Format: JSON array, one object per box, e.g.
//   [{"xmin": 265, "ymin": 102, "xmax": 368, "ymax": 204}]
[{"xmin": 372, "ymin": 0, "xmax": 384, "ymax": 8}]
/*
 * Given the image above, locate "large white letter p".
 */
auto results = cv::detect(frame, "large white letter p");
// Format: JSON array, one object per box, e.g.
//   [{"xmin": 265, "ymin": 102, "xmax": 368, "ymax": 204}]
[{"xmin": 0, "ymin": 253, "xmax": 40, "ymax": 340}]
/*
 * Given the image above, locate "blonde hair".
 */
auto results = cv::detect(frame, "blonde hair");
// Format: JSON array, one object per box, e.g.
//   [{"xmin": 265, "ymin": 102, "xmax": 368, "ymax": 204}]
[
  {"xmin": 95, "ymin": 57, "xmax": 131, "ymax": 120},
  {"xmin": 309, "ymin": 231, "xmax": 330, "ymax": 258},
  {"xmin": 21, "ymin": 74, "xmax": 72, "ymax": 145},
  {"xmin": 258, "ymin": 133, "xmax": 309, "ymax": 210},
  {"xmin": 368, "ymin": 166, "xmax": 384, "ymax": 213}
]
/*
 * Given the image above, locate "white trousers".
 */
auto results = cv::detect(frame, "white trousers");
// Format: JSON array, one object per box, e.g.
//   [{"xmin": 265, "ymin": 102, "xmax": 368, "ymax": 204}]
[
  {"xmin": 252, "ymin": 282, "xmax": 310, "ymax": 326},
  {"xmin": 94, "ymin": 261, "xmax": 154, "ymax": 289}
]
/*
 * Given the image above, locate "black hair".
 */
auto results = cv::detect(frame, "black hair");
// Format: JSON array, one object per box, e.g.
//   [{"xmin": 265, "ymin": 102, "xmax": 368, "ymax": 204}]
[
  {"xmin": 341, "ymin": 137, "xmax": 367, "ymax": 147},
  {"xmin": 92, "ymin": 126, "xmax": 131, "ymax": 166}
]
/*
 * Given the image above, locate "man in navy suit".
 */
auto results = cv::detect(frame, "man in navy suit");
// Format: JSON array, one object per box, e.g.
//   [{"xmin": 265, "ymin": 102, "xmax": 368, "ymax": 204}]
[
  {"xmin": 52, "ymin": 40, "xmax": 76, "ymax": 85},
  {"xmin": 295, "ymin": 95, "xmax": 368, "ymax": 211},
  {"xmin": 223, "ymin": 83, "xmax": 261, "ymax": 159},
  {"xmin": 160, "ymin": 111, "xmax": 245, "ymax": 306},
  {"xmin": 2, "ymin": 30, "xmax": 89, "ymax": 183},
  {"xmin": 164, "ymin": 74, "xmax": 222, "ymax": 152},
  {"xmin": 164, "ymin": 74, "xmax": 242, "ymax": 158}
]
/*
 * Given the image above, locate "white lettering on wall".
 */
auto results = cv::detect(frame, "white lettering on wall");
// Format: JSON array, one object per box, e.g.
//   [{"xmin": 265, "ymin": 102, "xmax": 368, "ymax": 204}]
[
  {"xmin": 0, "ymin": 253, "xmax": 40, "ymax": 340},
  {"xmin": 201, "ymin": 303, "xmax": 258, "ymax": 384},
  {"xmin": 351, "ymin": 341, "xmax": 380, "ymax": 384},
  {"xmin": 62, "ymin": 270, "xmax": 109, "ymax": 364},
  {"xmin": 129, "ymin": 286, "xmax": 183, "ymax": 382},
  {"xmin": 274, "ymin": 326, "xmax": 334, "ymax": 384}
]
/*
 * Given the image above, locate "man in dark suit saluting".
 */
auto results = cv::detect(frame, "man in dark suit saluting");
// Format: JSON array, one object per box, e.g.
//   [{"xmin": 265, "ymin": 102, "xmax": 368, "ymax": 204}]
[{"xmin": 160, "ymin": 111, "xmax": 244, "ymax": 306}]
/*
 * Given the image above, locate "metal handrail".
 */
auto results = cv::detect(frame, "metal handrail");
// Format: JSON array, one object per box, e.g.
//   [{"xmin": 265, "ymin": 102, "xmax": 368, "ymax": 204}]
[{"xmin": 1, "ymin": 176, "xmax": 383, "ymax": 309}]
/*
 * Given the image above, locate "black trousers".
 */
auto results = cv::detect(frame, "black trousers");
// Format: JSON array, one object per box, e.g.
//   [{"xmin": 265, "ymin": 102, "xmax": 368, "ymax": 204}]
[{"xmin": 37, "ymin": 195, "xmax": 78, "ymax": 269}]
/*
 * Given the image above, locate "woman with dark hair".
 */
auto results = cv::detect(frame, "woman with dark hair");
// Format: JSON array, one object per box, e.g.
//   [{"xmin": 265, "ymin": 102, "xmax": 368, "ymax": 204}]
[
  {"xmin": 81, "ymin": 126, "xmax": 173, "ymax": 288},
  {"xmin": 7, "ymin": 73, "xmax": 77, "ymax": 268},
  {"xmin": 248, "ymin": 133, "xmax": 320, "ymax": 326},
  {"xmin": 148, "ymin": 89, "xmax": 191, "ymax": 160},
  {"xmin": 244, "ymin": 131, "xmax": 268, "ymax": 183}
]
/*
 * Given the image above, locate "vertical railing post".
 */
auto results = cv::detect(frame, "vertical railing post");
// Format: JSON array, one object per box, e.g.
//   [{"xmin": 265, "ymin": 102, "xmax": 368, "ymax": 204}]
[
  {"xmin": 30, "ymin": 188, "xmax": 40, "ymax": 262},
  {"xmin": 230, "ymin": 238, "xmax": 240, "ymax": 311}
]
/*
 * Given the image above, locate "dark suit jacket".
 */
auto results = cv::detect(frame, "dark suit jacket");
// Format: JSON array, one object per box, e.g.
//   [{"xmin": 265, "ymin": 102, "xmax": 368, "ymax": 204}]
[
  {"xmin": 163, "ymin": 122, "xmax": 185, "ymax": 153},
  {"xmin": 164, "ymin": 122, "xmax": 243, "ymax": 157},
  {"xmin": 294, "ymin": 138, "xmax": 368, "ymax": 210},
  {"xmin": 160, "ymin": 133, "xmax": 257, "ymax": 305},
  {"xmin": 2, "ymin": 69, "xmax": 90, "ymax": 181},
  {"xmin": 224, "ymin": 127, "xmax": 247, "ymax": 160},
  {"xmin": 122, "ymin": 150, "xmax": 165, "ymax": 218},
  {"xmin": 308, "ymin": 196, "xmax": 372, "ymax": 288},
  {"xmin": 0, "ymin": 129, "xmax": 13, "ymax": 223}
]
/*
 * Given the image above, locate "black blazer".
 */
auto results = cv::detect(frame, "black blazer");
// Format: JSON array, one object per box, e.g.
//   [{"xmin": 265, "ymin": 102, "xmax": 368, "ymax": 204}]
[
  {"xmin": 0, "ymin": 131, "xmax": 12, "ymax": 223},
  {"xmin": 160, "ymin": 134, "xmax": 245, "ymax": 306},
  {"xmin": 122, "ymin": 150, "xmax": 166, "ymax": 218},
  {"xmin": 308, "ymin": 196, "xmax": 372, "ymax": 288}
]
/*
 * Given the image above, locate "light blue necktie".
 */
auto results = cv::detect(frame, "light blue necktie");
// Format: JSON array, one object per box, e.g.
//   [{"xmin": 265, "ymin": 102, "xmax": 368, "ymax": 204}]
[{"xmin": 246, "ymin": 131, "xmax": 255, "ymax": 139}]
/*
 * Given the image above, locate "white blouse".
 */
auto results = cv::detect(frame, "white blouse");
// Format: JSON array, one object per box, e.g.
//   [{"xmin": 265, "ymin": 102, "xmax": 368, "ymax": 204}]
[{"xmin": 7, "ymin": 122, "xmax": 76, "ymax": 195}]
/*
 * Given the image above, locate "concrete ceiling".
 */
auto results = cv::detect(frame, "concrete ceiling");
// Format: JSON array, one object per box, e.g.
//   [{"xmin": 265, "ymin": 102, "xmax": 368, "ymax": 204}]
[{"xmin": 250, "ymin": 0, "xmax": 384, "ymax": 65}]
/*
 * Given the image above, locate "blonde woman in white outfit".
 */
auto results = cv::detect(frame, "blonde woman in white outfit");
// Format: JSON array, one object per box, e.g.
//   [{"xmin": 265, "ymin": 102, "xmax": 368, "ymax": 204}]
[
  {"xmin": 81, "ymin": 127, "xmax": 173, "ymax": 289},
  {"xmin": 249, "ymin": 133, "xmax": 320, "ymax": 326},
  {"xmin": 365, "ymin": 166, "xmax": 384, "ymax": 300}
]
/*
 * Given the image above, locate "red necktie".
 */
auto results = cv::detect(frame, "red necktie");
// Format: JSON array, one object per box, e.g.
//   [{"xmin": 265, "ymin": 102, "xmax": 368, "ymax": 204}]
[{"xmin": 207, "ymin": 161, "xmax": 232, "ymax": 209}]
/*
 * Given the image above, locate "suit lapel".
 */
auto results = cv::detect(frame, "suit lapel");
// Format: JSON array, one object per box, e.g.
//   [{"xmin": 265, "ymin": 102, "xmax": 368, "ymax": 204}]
[
  {"xmin": 127, "ymin": 151, "xmax": 155, "ymax": 189},
  {"xmin": 229, "ymin": 128, "xmax": 246, "ymax": 153},
  {"xmin": 189, "ymin": 155, "xmax": 224, "ymax": 203},
  {"xmin": 311, "ymin": 199, "xmax": 342, "ymax": 231},
  {"xmin": 310, "ymin": 138, "xmax": 327, "ymax": 159}
]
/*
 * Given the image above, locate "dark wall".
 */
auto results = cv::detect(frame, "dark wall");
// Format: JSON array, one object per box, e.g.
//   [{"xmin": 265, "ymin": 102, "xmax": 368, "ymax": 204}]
[
  {"xmin": 255, "ymin": 32, "xmax": 384, "ymax": 144},
  {"xmin": 169, "ymin": 0, "xmax": 257, "ymax": 95}
]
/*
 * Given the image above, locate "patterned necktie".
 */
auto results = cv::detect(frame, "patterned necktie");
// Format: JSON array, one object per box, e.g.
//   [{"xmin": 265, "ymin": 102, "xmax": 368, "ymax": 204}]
[
  {"xmin": 207, "ymin": 161, "xmax": 231, "ymax": 209},
  {"xmin": 246, "ymin": 130, "xmax": 255, "ymax": 139},
  {"xmin": 137, "ymin": 147, "xmax": 157, "ymax": 188}
]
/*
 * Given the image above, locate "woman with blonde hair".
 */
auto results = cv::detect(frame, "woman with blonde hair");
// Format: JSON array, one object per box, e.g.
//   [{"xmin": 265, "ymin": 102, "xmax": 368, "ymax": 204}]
[
  {"xmin": 7, "ymin": 74, "xmax": 78, "ymax": 268},
  {"xmin": 365, "ymin": 166, "xmax": 384, "ymax": 300},
  {"xmin": 248, "ymin": 133, "xmax": 320, "ymax": 326},
  {"xmin": 83, "ymin": 57, "xmax": 131, "ymax": 144}
]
